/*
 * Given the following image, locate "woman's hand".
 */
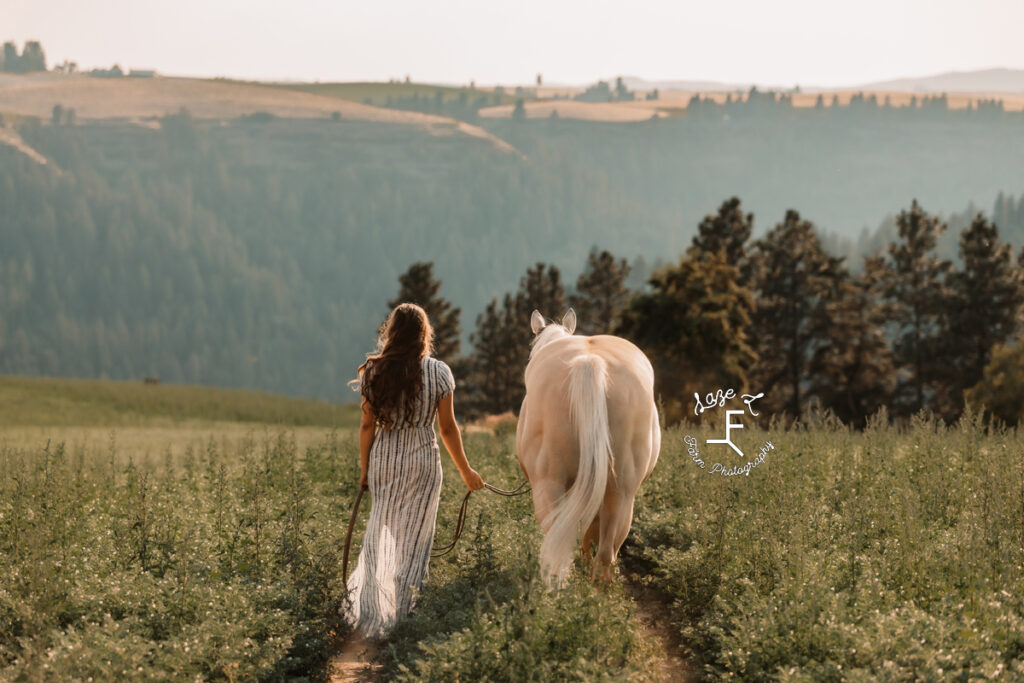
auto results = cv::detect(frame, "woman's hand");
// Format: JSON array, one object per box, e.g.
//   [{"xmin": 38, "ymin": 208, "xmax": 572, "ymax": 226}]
[
  {"xmin": 461, "ymin": 467, "xmax": 485, "ymax": 492},
  {"xmin": 360, "ymin": 470, "xmax": 369, "ymax": 491}
]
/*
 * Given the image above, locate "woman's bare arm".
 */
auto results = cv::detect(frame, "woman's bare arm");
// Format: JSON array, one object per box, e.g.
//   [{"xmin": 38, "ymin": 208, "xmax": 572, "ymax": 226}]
[
  {"xmin": 437, "ymin": 392, "xmax": 485, "ymax": 491},
  {"xmin": 358, "ymin": 398, "xmax": 376, "ymax": 490}
]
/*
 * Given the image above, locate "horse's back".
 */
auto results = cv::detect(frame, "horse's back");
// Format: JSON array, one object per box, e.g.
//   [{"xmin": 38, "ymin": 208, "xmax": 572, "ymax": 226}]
[
  {"xmin": 524, "ymin": 334, "xmax": 652, "ymax": 393},
  {"xmin": 519, "ymin": 334, "xmax": 658, "ymax": 478}
]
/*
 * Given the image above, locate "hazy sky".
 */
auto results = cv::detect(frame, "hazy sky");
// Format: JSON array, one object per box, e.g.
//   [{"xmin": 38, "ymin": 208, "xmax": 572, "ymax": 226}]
[{"xmin": 8, "ymin": 0, "xmax": 1024, "ymax": 87}]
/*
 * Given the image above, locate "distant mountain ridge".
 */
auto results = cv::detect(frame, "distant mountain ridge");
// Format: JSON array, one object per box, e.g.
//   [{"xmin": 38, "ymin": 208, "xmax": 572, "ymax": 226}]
[
  {"xmin": 611, "ymin": 68, "xmax": 1024, "ymax": 94},
  {"xmin": 856, "ymin": 68, "xmax": 1024, "ymax": 94}
]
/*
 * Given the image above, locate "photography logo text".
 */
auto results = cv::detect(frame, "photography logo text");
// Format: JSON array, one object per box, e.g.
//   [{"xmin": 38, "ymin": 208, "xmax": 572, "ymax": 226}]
[{"xmin": 684, "ymin": 388, "xmax": 775, "ymax": 478}]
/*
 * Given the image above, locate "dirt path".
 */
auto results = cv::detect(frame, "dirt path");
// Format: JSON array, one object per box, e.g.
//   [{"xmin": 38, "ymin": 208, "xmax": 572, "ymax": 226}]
[
  {"xmin": 325, "ymin": 569, "xmax": 692, "ymax": 682},
  {"xmin": 327, "ymin": 632, "xmax": 380, "ymax": 683},
  {"xmin": 622, "ymin": 573, "xmax": 694, "ymax": 682}
]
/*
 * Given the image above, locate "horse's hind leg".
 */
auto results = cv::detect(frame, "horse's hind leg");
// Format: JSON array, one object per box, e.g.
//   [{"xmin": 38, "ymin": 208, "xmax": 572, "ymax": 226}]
[
  {"xmin": 530, "ymin": 478, "xmax": 567, "ymax": 533},
  {"xmin": 595, "ymin": 494, "xmax": 635, "ymax": 583},
  {"xmin": 581, "ymin": 517, "xmax": 599, "ymax": 568}
]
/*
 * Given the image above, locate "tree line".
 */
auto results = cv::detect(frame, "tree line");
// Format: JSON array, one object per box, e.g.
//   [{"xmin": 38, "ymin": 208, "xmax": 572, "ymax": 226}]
[
  {"xmin": 395, "ymin": 198, "xmax": 1024, "ymax": 427},
  {"xmin": 1, "ymin": 41, "xmax": 46, "ymax": 73}
]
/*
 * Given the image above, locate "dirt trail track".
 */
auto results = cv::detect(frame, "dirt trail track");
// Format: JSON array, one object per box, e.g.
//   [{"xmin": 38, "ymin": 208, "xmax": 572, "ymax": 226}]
[
  {"xmin": 326, "ymin": 570, "xmax": 693, "ymax": 682},
  {"xmin": 329, "ymin": 632, "xmax": 380, "ymax": 682},
  {"xmin": 623, "ymin": 572, "xmax": 694, "ymax": 682}
]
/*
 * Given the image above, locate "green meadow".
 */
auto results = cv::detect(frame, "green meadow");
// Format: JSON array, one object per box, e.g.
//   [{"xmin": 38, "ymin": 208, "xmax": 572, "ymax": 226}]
[{"xmin": 1, "ymin": 378, "xmax": 1021, "ymax": 680}]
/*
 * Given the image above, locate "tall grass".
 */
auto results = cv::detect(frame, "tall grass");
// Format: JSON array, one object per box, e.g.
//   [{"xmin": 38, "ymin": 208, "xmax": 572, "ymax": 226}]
[
  {"xmin": 381, "ymin": 433, "xmax": 658, "ymax": 681},
  {"xmin": 0, "ymin": 422, "xmax": 658, "ymax": 680},
  {"xmin": 0, "ymin": 430, "xmax": 356, "ymax": 679},
  {"xmin": 626, "ymin": 411, "xmax": 1024, "ymax": 679},
  {"xmin": 4, "ymin": 388, "xmax": 1021, "ymax": 680}
]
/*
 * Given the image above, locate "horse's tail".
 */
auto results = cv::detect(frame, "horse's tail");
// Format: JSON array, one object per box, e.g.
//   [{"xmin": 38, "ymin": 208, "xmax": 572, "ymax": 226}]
[{"xmin": 540, "ymin": 353, "xmax": 611, "ymax": 585}]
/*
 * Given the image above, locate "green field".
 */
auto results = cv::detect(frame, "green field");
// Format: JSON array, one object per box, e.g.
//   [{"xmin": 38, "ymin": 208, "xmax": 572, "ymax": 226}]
[
  {"xmin": 1, "ymin": 381, "xmax": 1022, "ymax": 680},
  {"xmin": 0, "ymin": 375, "xmax": 359, "ymax": 428}
]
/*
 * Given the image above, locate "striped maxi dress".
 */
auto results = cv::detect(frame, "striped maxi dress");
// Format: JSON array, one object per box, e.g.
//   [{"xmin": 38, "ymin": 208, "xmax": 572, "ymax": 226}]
[{"xmin": 344, "ymin": 355, "xmax": 455, "ymax": 637}]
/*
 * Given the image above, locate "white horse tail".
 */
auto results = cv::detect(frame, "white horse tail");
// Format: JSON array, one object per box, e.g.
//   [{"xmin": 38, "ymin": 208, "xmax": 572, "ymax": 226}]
[{"xmin": 540, "ymin": 353, "xmax": 611, "ymax": 585}]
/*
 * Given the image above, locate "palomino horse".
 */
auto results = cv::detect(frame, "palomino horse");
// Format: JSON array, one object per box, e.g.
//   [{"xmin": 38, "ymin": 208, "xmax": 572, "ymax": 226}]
[{"xmin": 516, "ymin": 309, "xmax": 660, "ymax": 585}]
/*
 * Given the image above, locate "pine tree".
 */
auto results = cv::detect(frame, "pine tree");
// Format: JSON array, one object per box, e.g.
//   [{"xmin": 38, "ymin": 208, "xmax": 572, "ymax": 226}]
[
  {"xmin": 964, "ymin": 340, "xmax": 1024, "ymax": 426},
  {"xmin": 945, "ymin": 215, "xmax": 1024, "ymax": 413},
  {"xmin": 515, "ymin": 262, "xmax": 567, "ymax": 327},
  {"xmin": 20, "ymin": 41, "xmax": 47, "ymax": 72},
  {"xmin": 747, "ymin": 210, "xmax": 843, "ymax": 418},
  {"xmin": 692, "ymin": 197, "xmax": 754, "ymax": 271},
  {"xmin": 464, "ymin": 263, "xmax": 567, "ymax": 417},
  {"xmin": 388, "ymin": 262, "xmax": 461, "ymax": 364},
  {"xmin": 2, "ymin": 43, "xmax": 18, "ymax": 73},
  {"xmin": 569, "ymin": 249, "xmax": 632, "ymax": 334},
  {"xmin": 877, "ymin": 200, "xmax": 953, "ymax": 416},
  {"xmin": 809, "ymin": 256, "xmax": 895, "ymax": 427},
  {"xmin": 464, "ymin": 294, "xmax": 521, "ymax": 417},
  {"xmin": 617, "ymin": 248, "xmax": 756, "ymax": 423},
  {"xmin": 512, "ymin": 98, "xmax": 526, "ymax": 121}
]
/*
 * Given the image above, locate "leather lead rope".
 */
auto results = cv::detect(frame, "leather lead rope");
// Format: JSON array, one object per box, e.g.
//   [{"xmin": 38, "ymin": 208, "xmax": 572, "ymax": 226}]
[
  {"xmin": 342, "ymin": 479, "xmax": 531, "ymax": 584},
  {"xmin": 341, "ymin": 485, "xmax": 367, "ymax": 587},
  {"xmin": 431, "ymin": 480, "xmax": 531, "ymax": 558}
]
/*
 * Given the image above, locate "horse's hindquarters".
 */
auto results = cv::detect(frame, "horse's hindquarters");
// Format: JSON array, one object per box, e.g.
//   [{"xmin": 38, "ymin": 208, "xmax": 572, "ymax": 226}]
[{"xmin": 518, "ymin": 333, "xmax": 660, "ymax": 585}]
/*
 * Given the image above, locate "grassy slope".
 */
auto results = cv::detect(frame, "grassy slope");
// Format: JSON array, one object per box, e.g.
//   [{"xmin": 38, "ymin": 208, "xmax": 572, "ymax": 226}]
[
  {"xmin": 0, "ymin": 375, "xmax": 359, "ymax": 428},
  {"xmin": 0, "ymin": 74, "xmax": 455, "ymax": 124},
  {"xmin": 274, "ymin": 81, "xmax": 525, "ymax": 106}
]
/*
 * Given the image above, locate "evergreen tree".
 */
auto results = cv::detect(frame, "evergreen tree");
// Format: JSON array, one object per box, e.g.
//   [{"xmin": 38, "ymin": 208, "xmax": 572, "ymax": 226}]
[
  {"xmin": 388, "ymin": 262, "xmax": 461, "ymax": 364},
  {"xmin": 945, "ymin": 215, "xmax": 1024, "ymax": 412},
  {"xmin": 569, "ymin": 248, "xmax": 632, "ymax": 334},
  {"xmin": 692, "ymin": 197, "xmax": 754, "ymax": 270},
  {"xmin": 515, "ymin": 262, "xmax": 567, "ymax": 326},
  {"xmin": 464, "ymin": 263, "xmax": 566, "ymax": 417},
  {"xmin": 464, "ymin": 294, "xmax": 521, "ymax": 417},
  {"xmin": 2, "ymin": 42, "xmax": 18, "ymax": 73},
  {"xmin": 512, "ymin": 98, "xmax": 526, "ymax": 121},
  {"xmin": 617, "ymin": 248, "xmax": 756, "ymax": 423},
  {"xmin": 748, "ymin": 210, "xmax": 843, "ymax": 418},
  {"xmin": 20, "ymin": 41, "xmax": 47, "ymax": 72},
  {"xmin": 809, "ymin": 256, "xmax": 895, "ymax": 427},
  {"xmin": 964, "ymin": 339, "xmax": 1024, "ymax": 426},
  {"xmin": 877, "ymin": 200, "xmax": 953, "ymax": 416}
]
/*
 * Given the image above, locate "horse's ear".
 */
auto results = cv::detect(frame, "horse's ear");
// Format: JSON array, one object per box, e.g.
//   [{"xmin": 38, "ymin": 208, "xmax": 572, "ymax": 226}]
[
  {"xmin": 530, "ymin": 310, "xmax": 546, "ymax": 335},
  {"xmin": 561, "ymin": 309, "xmax": 577, "ymax": 334}
]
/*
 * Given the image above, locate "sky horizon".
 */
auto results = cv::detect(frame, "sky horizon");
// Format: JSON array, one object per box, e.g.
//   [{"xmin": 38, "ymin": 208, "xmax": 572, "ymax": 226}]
[{"xmin": 8, "ymin": 0, "xmax": 1024, "ymax": 88}]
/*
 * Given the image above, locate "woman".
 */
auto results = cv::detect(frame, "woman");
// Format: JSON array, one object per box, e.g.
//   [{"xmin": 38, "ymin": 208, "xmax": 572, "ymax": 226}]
[{"xmin": 344, "ymin": 303, "xmax": 485, "ymax": 638}]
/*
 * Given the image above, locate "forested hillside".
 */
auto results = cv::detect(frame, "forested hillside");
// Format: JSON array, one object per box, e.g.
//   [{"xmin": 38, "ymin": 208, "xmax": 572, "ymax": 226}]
[
  {"xmin": 0, "ymin": 114, "xmax": 676, "ymax": 399},
  {"xmin": 483, "ymin": 102, "xmax": 1024, "ymax": 237},
  {"xmin": 2, "ymin": 105, "xmax": 1023, "ymax": 401}
]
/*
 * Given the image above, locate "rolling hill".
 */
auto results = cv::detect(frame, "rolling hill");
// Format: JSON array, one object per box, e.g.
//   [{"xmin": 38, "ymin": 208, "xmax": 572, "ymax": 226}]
[
  {"xmin": 0, "ymin": 72, "xmax": 519, "ymax": 155},
  {"xmin": 2, "ymin": 72, "xmax": 1023, "ymax": 402},
  {"xmin": 859, "ymin": 67, "xmax": 1024, "ymax": 93}
]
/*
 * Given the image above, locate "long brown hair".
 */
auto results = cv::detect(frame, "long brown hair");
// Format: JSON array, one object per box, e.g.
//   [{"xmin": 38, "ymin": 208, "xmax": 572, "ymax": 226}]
[{"xmin": 355, "ymin": 303, "xmax": 434, "ymax": 429}]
